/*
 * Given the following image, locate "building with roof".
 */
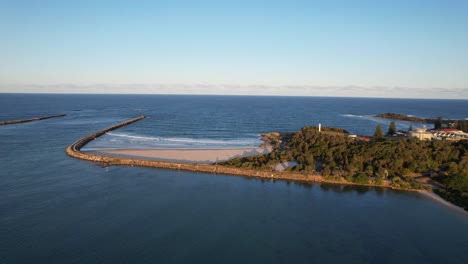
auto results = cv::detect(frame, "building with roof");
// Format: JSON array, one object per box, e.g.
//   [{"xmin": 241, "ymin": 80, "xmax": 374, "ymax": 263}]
[{"xmin": 409, "ymin": 128, "xmax": 433, "ymax": 140}]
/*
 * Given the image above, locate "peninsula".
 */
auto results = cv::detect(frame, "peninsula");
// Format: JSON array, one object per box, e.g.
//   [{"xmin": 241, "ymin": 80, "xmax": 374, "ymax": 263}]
[
  {"xmin": 375, "ymin": 113, "xmax": 429, "ymax": 123},
  {"xmin": 66, "ymin": 116, "xmax": 468, "ymax": 211},
  {"xmin": 375, "ymin": 113, "xmax": 468, "ymax": 132}
]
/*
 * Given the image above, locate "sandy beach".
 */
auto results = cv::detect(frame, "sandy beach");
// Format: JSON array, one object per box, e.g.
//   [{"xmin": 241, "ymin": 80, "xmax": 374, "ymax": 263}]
[
  {"xmin": 95, "ymin": 146, "xmax": 272, "ymax": 163},
  {"xmin": 418, "ymin": 190, "xmax": 468, "ymax": 217}
]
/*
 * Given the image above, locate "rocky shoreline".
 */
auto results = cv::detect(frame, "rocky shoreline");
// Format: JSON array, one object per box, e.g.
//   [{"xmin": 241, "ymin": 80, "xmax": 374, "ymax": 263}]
[
  {"xmin": 66, "ymin": 116, "xmax": 434, "ymax": 193},
  {"xmin": 374, "ymin": 113, "xmax": 429, "ymax": 123},
  {"xmin": 374, "ymin": 112, "xmax": 465, "ymax": 125},
  {"xmin": 65, "ymin": 116, "xmax": 322, "ymax": 182}
]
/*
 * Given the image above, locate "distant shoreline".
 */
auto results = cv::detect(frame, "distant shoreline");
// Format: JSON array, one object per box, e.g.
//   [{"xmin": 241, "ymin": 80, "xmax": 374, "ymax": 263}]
[{"xmin": 374, "ymin": 112, "xmax": 466, "ymax": 125}]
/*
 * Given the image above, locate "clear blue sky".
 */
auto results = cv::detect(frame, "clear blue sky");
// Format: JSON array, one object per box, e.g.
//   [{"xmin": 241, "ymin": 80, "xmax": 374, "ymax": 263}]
[{"xmin": 1, "ymin": 0, "xmax": 467, "ymax": 98}]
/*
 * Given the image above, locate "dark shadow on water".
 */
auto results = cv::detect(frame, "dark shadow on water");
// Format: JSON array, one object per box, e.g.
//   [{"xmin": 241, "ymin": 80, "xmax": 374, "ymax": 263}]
[
  {"xmin": 330, "ymin": 184, "xmax": 343, "ymax": 193},
  {"xmin": 319, "ymin": 183, "xmax": 332, "ymax": 192},
  {"xmin": 341, "ymin": 185, "xmax": 357, "ymax": 193},
  {"xmin": 296, "ymin": 181, "xmax": 314, "ymax": 189},
  {"xmin": 374, "ymin": 187, "xmax": 386, "ymax": 196},
  {"xmin": 354, "ymin": 185, "xmax": 371, "ymax": 195},
  {"xmin": 318, "ymin": 182, "xmax": 376, "ymax": 195}
]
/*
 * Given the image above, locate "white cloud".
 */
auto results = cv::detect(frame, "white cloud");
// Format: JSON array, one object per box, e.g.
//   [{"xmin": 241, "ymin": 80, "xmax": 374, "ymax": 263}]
[{"xmin": 0, "ymin": 83, "xmax": 467, "ymax": 99}]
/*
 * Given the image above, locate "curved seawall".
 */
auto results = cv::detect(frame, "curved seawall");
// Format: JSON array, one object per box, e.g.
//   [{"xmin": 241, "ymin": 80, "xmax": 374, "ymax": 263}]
[
  {"xmin": 0, "ymin": 114, "xmax": 65, "ymax": 125},
  {"xmin": 66, "ymin": 116, "xmax": 450, "ymax": 193},
  {"xmin": 66, "ymin": 116, "xmax": 146, "ymax": 153},
  {"xmin": 65, "ymin": 116, "xmax": 324, "ymax": 183}
]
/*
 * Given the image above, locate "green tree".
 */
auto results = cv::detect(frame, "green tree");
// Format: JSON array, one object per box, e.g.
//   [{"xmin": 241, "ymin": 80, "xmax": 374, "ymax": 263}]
[
  {"xmin": 354, "ymin": 173, "xmax": 369, "ymax": 184},
  {"xmin": 387, "ymin": 121, "xmax": 396, "ymax": 136},
  {"xmin": 408, "ymin": 124, "xmax": 413, "ymax": 132},
  {"xmin": 323, "ymin": 165, "xmax": 331, "ymax": 177},
  {"xmin": 374, "ymin": 124, "xmax": 384, "ymax": 139},
  {"xmin": 343, "ymin": 154, "xmax": 349, "ymax": 167},
  {"xmin": 457, "ymin": 120, "xmax": 468, "ymax": 132},
  {"xmin": 434, "ymin": 117, "xmax": 442, "ymax": 130}
]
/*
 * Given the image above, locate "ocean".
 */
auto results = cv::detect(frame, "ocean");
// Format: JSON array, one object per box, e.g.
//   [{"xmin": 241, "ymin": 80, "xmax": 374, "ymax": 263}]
[{"xmin": 0, "ymin": 94, "xmax": 467, "ymax": 263}]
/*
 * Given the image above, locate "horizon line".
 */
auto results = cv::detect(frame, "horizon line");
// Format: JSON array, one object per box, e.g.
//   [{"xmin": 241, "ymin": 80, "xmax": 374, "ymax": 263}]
[
  {"xmin": 1, "ymin": 83, "xmax": 467, "ymax": 100},
  {"xmin": 1, "ymin": 92, "xmax": 468, "ymax": 101}
]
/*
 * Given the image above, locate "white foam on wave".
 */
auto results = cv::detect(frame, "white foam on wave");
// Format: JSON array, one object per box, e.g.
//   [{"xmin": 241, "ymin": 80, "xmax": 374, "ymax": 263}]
[
  {"xmin": 105, "ymin": 132, "xmax": 261, "ymax": 146},
  {"xmin": 341, "ymin": 113, "xmax": 396, "ymax": 121},
  {"xmin": 341, "ymin": 114, "xmax": 366, "ymax": 118},
  {"xmin": 340, "ymin": 113, "xmax": 415, "ymax": 130},
  {"xmin": 106, "ymin": 132, "xmax": 162, "ymax": 141}
]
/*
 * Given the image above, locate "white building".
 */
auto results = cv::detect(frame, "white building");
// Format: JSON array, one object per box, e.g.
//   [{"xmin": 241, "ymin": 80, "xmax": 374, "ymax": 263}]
[{"xmin": 409, "ymin": 128, "xmax": 433, "ymax": 140}]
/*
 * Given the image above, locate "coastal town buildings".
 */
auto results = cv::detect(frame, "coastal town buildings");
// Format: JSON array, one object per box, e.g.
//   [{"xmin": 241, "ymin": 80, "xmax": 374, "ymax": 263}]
[
  {"xmin": 409, "ymin": 128, "xmax": 433, "ymax": 140},
  {"xmin": 433, "ymin": 128, "xmax": 468, "ymax": 141},
  {"xmin": 409, "ymin": 127, "xmax": 468, "ymax": 141}
]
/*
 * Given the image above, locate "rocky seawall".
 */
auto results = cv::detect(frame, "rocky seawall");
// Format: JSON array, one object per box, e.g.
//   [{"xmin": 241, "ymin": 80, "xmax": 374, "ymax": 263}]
[
  {"xmin": 66, "ymin": 116, "xmax": 146, "ymax": 152},
  {"xmin": 0, "ymin": 114, "xmax": 65, "ymax": 125},
  {"xmin": 65, "ymin": 116, "xmax": 324, "ymax": 183},
  {"xmin": 66, "ymin": 116, "xmax": 432, "ymax": 190}
]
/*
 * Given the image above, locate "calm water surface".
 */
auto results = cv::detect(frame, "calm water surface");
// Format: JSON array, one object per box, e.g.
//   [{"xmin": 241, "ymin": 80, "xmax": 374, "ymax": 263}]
[{"xmin": 0, "ymin": 94, "xmax": 467, "ymax": 263}]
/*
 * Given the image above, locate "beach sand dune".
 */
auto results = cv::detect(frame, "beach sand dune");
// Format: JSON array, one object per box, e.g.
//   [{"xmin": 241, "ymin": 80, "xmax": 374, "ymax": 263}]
[{"xmin": 94, "ymin": 146, "xmax": 271, "ymax": 164}]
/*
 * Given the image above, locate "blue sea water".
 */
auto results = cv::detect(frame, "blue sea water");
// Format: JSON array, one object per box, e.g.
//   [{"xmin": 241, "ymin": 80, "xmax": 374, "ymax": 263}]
[{"xmin": 0, "ymin": 94, "xmax": 467, "ymax": 264}]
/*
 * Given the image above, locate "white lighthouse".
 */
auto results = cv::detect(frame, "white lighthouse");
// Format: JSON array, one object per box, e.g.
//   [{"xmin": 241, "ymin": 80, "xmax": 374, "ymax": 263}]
[{"xmin": 318, "ymin": 123, "xmax": 321, "ymax": 132}]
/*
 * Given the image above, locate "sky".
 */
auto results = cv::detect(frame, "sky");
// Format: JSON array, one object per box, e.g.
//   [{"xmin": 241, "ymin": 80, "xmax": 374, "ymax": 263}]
[{"xmin": 1, "ymin": 0, "xmax": 467, "ymax": 98}]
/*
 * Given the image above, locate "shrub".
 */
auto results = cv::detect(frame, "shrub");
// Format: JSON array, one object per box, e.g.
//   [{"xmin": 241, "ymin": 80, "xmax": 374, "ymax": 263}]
[
  {"xmin": 374, "ymin": 178, "xmax": 383, "ymax": 185},
  {"xmin": 354, "ymin": 173, "xmax": 369, "ymax": 184}
]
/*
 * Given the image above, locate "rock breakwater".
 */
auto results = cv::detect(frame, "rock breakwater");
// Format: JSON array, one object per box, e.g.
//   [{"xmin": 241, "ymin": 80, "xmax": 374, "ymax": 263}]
[
  {"xmin": 0, "ymin": 114, "xmax": 65, "ymax": 125},
  {"xmin": 65, "ymin": 116, "xmax": 324, "ymax": 183},
  {"xmin": 67, "ymin": 116, "xmax": 429, "ymax": 190},
  {"xmin": 64, "ymin": 116, "xmax": 460, "ymax": 211}
]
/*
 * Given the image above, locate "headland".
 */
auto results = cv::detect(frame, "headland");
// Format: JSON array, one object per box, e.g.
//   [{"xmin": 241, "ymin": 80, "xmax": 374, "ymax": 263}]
[
  {"xmin": 66, "ymin": 116, "xmax": 467, "ymax": 212},
  {"xmin": 66, "ymin": 117, "xmax": 429, "ymax": 189}
]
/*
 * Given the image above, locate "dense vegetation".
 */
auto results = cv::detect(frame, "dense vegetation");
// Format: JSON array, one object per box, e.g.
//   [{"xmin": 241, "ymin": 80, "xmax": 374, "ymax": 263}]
[
  {"xmin": 434, "ymin": 189, "xmax": 468, "ymax": 211},
  {"xmin": 457, "ymin": 120, "xmax": 468, "ymax": 132},
  {"xmin": 374, "ymin": 124, "xmax": 384, "ymax": 139},
  {"xmin": 387, "ymin": 121, "xmax": 396, "ymax": 135},
  {"xmin": 375, "ymin": 113, "xmax": 468, "ymax": 132},
  {"xmin": 221, "ymin": 126, "xmax": 468, "ymax": 208},
  {"xmin": 375, "ymin": 113, "xmax": 427, "ymax": 123}
]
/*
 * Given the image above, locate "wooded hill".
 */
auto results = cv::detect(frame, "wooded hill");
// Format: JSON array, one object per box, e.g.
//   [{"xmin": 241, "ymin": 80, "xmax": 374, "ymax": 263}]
[
  {"xmin": 221, "ymin": 126, "xmax": 468, "ymax": 208},
  {"xmin": 375, "ymin": 113, "xmax": 468, "ymax": 132}
]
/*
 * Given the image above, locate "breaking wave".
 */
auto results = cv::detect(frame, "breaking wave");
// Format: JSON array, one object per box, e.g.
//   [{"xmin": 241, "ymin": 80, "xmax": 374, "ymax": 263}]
[
  {"xmin": 340, "ymin": 114, "xmax": 369, "ymax": 119},
  {"xmin": 81, "ymin": 132, "xmax": 263, "ymax": 150}
]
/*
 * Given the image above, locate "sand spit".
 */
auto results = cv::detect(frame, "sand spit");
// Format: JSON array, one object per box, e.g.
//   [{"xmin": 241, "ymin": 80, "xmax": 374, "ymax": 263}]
[
  {"xmin": 418, "ymin": 191, "xmax": 468, "ymax": 217},
  {"xmin": 64, "ymin": 116, "xmax": 413, "ymax": 186},
  {"xmin": 66, "ymin": 116, "xmax": 466, "ymax": 213},
  {"xmin": 95, "ymin": 147, "xmax": 272, "ymax": 163},
  {"xmin": 0, "ymin": 114, "xmax": 65, "ymax": 125},
  {"xmin": 65, "ymin": 116, "xmax": 323, "ymax": 182}
]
